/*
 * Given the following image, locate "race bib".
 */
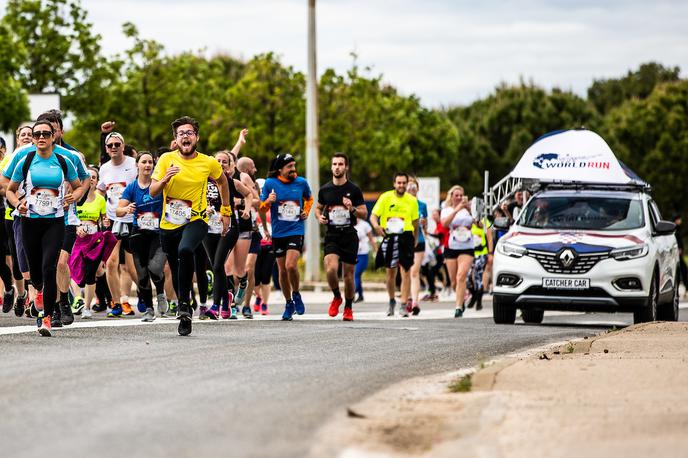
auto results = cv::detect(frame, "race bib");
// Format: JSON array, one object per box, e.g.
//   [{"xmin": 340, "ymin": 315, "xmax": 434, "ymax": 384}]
[
  {"xmin": 278, "ymin": 200, "xmax": 300, "ymax": 222},
  {"xmin": 386, "ymin": 217, "xmax": 405, "ymax": 234},
  {"xmin": 28, "ymin": 188, "xmax": 60, "ymax": 216},
  {"xmin": 328, "ymin": 206, "xmax": 350, "ymax": 227},
  {"xmin": 81, "ymin": 220, "xmax": 99, "ymax": 235},
  {"xmin": 164, "ymin": 198, "xmax": 192, "ymax": 226},
  {"xmin": 208, "ymin": 212, "xmax": 223, "ymax": 234},
  {"xmin": 106, "ymin": 182, "xmax": 126, "ymax": 206},
  {"xmin": 452, "ymin": 226, "xmax": 472, "ymax": 243},
  {"xmin": 137, "ymin": 211, "xmax": 160, "ymax": 231}
]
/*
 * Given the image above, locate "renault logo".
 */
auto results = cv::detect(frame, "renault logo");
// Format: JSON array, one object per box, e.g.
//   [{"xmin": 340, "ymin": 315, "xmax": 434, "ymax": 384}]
[{"xmin": 559, "ymin": 248, "xmax": 576, "ymax": 268}]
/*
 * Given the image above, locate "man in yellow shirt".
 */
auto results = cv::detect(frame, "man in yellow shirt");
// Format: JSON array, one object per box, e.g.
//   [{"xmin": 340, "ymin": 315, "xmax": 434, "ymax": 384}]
[
  {"xmin": 370, "ymin": 172, "xmax": 419, "ymax": 318},
  {"xmin": 151, "ymin": 116, "xmax": 231, "ymax": 336}
]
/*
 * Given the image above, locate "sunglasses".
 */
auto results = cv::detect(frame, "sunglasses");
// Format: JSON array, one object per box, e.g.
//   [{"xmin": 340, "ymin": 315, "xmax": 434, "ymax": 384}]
[
  {"xmin": 32, "ymin": 131, "xmax": 53, "ymax": 139},
  {"xmin": 106, "ymin": 142, "xmax": 122, "ymax": 149}
]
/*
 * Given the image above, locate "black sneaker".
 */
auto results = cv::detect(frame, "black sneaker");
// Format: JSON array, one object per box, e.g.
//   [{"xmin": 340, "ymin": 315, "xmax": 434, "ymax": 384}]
[
  {"xmin": 26, "ymin": 301, "xmax": 38, "ymax": 318},
  {"xmin": 241, "ymin": 305, "xmax": 253, "ymax": 319},
  {"xmin": 2, "ymin": 287, "xmax": 15, "ymax": 313},
  {"xmin": 14, "ymin": 292, "xmax": 27, "ymax": 317},
  {"xmin": 92, "ymin": 301, "xmax": 107, "ymax": 313},
  {"xmin": 51, "ymin": 309, "xmax": 64, "ymax": 328},
  {"xmin": 59, "ymin": 300, "xmax": 74, "ymax": 326},
  {"xmin": 177, "ymin": 302, "xmax": 192, "ymax": 336}
]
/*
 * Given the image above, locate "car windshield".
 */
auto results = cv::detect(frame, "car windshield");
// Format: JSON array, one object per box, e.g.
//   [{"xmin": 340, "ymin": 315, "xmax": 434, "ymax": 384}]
[{"xmin": 520, "ymin": 196, "xmax": 644, "ymax": 230}]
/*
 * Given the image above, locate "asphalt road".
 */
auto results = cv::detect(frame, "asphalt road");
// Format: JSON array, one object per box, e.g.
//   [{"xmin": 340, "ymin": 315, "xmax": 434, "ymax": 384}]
[{"xmin": 1, "ymin": 298, "xmax": 680, "ymax": 458}]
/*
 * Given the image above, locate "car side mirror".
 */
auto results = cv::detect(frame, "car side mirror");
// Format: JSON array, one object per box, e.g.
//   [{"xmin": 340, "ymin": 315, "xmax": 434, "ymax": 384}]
[
  {"xmin": 654, "ymin": 220, "xmax": 676, "ymax": 236},
  {"xmin": 493, "ymin": 217, "xmax": 509, "ymax": 230}
]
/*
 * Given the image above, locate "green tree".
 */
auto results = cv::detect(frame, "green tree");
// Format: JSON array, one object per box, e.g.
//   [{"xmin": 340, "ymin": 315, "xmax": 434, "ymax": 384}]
[
  {"xmin": 588, "ymin": 62, "xmax": 680, "ymax": 115},
  {"xmin": 602, "ymin": 79, "xmax": 688, "ymax": 216}
]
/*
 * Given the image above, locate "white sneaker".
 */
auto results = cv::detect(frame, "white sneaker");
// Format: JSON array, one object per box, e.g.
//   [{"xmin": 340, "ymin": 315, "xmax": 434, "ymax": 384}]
[{"xmin": 82, "ymin": 308, "xmax": 93, "ymax": 319}]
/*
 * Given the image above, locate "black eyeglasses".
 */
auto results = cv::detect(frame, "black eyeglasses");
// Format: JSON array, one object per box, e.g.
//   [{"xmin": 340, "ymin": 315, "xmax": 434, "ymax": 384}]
[
  {"xmin": 106, "ymin": 142, "xmax": 122, "ymax": 149},
  {"xmin": 32, "ymin": 131, "xmax": 53, "ymax": 139}
]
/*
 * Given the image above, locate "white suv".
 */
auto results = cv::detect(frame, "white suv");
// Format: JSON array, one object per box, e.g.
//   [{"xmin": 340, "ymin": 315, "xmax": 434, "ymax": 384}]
[{"xmin": 492, "ymin": 187, "xmax": 680, "ymax": 324}]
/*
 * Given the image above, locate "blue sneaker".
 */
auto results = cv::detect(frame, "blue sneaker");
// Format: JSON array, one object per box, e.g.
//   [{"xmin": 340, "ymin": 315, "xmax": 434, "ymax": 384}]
[
  {"xmin": 282, "ymin": 300, "xmax": 295, "ymax": 321},
  {"xmin": 136, "ymin": 297, "xmax": 147, "ymax": 314},
  {"xmin": 107, "ymin": 303, "xmax": 123, "ymax": 317},
  {"xmin": 292, "ymin": 292, "xmax": 305, "ymax": 315},
  {"xmin": 229, "ymin": 306, "xmax": 238, "ymax": 320}
]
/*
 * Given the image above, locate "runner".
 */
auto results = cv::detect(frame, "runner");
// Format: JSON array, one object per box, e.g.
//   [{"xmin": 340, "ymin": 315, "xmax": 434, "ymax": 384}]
[
  {"xmin": 97, "ymin": 130, "xmax": 139, "ymax": 317},
  {"xmin": 5, "ymin": 121, "xmax": 82, "ymax": 336},
  {"xmin": 151, "ymin": 116, "xmax": 231, "ymax": 336},
  {"xmin": 405, "ymin": 177, "xmax": 428, "ymax": 315},
  {"xmin": 315, "ymin": 153, "xmax": 366, "ymax": 321},
  {"xmin": 370, "ymin": 173, "xmax": 419, "ymax": 317},
  {"xmin": 440, "ymin": 185, "xmax": 474, "ymax": 317},
  {"xmin": 465, "ymin": 217, "xmax": 493, "ymax": 311},
  {"xmin": 117, "ymin": 152, "xmax": 168, "ymax": 322},
  {"xmin": 252, "ymin": 207, "xmax": 273, "ymax": 315},
  {"xmin": 353, "ymin": 217, "xmax": 376, "ymax": 303},
  {"xmin": 259, "ymin": 153, "xmax": 313, "ymax": 321}
]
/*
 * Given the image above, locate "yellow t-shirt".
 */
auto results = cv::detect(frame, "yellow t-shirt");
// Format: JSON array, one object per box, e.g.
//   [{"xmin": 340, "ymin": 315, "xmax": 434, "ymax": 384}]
[
  {"xmin": 371, "ymin": 190, "xmax": 419, "ymax": 234},
  {"xmin": 152, "ymin": 151, "xmax": 222, "ymax": 231}
]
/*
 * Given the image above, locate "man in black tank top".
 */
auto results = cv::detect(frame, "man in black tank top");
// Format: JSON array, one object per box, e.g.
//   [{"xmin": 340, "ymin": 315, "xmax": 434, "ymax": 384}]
[{"xmin": 315, "ymin": 153, "xmax": 367, "ymax": 321}]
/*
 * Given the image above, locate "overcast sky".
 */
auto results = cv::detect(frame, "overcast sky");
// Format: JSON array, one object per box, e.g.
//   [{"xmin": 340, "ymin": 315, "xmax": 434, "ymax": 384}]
[{"xmin": 4, "ymin": 0, "xmax": 688, "ymax": 107}]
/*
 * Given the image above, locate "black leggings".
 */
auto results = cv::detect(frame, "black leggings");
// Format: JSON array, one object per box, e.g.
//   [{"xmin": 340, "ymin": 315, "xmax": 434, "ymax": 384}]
[
  {"xmin": 160, "ymin": 220, "xmax": 208, "ymax": 304},
  {"xmin": 203, "ymin": 224, "xmax": 239, "ymax": 306},
  {"xmin": 130, "ymin": 230, "xmax": 166, "ymax": 310},
  {"xmin": 21, "ymin": 217, "xmax": 64, "ymax": 317},
  {"xmin": 4, "ymin": 220, "xmax": 22, "ymax": 281}
]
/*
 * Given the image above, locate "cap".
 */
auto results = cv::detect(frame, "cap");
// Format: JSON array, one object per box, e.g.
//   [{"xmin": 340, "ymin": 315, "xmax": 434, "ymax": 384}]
[
  {"xmin": 270, "ymin": 153, "xmax": 295, "ymax": 172},
  {"xmin": 105, "ymin": 132, "xmax": 125, "ymax": 144}
]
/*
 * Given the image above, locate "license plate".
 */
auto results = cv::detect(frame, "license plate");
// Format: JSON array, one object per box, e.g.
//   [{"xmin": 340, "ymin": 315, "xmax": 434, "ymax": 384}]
[{"xmin": 542, "ymin": 278, "xmax": 590, "ymax": 290}]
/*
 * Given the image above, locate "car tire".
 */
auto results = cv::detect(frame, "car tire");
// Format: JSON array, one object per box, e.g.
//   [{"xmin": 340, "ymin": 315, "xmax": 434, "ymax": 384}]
[
  {"xmin": 493, "ymin": 296, "xmax": 516, "ymax": 324},
  {"xmin": 657, "ymin": 267, "xmax": 680, "ymax": 322},
  {"xmin": 634, "ymin": 271, "xmax": 658, "ymax": 324},
  {"xmin": 521, "ymin": 309, "xmax": 544, "ymax": 324}
]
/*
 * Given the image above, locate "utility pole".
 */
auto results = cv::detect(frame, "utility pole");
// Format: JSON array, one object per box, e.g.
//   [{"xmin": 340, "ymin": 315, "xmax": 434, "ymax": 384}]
[{"xmin": 305, "ymin": 0, "xmax": 320, "ymax": 281}]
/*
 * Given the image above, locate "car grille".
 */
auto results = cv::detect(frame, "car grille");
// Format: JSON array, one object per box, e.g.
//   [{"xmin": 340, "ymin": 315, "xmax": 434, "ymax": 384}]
[{"xmin": 527, "ymin": 250, "xmax": 610, "ymax": 274}]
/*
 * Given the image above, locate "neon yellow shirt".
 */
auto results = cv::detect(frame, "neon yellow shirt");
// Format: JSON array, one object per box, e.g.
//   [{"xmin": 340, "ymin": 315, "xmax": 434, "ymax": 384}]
[
  {"xmin": 371, "ymin": 190, "xmax": 419, "ymax": 234},
  {"xmin": 152, "ymin": 151, "xmax": 223, "ymax": 231}
]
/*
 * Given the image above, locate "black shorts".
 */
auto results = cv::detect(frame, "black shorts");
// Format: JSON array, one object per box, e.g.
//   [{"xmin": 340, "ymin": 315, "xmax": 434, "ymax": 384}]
[
  {"xmin": 272, "ymin": 235, "xmax": 304, "ymax": 258},
  {"xmin": 255, "ymin": 245, "xmax": 275, "ymax": 285},
  {"xmin": 375, "ymin": 232, "xmax": 415, "ymax": 270},
  {"xmin": 445, "ymin": 248, "xmax": 475, "ymax": 259},
  {"xmin": 248, "ymin": 231, "xmax": 261, "ymax": 254},
  {"xmin": 62, "ymin": 225, "xmax": 78, "ymax": 253},
  {"xmin": 324, "ymin": 230, "xmax": 358, "ymax": 265},
  {"xmin": 414, "ymin": 241, "xmax": 426, "ymax": 253}
]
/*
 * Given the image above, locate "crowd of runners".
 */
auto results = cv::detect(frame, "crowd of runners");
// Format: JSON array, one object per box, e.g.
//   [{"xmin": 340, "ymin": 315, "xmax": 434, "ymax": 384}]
[{"xmin": 0, "ymin": 110, "xmax": 507, "ymax": 337}]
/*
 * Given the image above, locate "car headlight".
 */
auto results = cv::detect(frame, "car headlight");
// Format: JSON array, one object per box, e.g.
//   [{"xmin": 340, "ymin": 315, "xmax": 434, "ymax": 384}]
[
  {"xmin": 497, "ymin": 241, "xmax": 527, "ymax": 258},
  {"xmin": 610, "ymin": 244, "xmax": 648, "ymax": 261}
]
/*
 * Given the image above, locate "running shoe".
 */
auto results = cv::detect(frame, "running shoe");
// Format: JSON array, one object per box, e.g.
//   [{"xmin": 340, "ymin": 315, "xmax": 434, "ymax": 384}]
[
  {"xmin": 177, "ymin": 302, "xmax": 192, "ymax": 336},
  {"xmin": 92, "ymin": 300, "xmax": 108, "ymax": 313},
  {"xmin": 234, "ymin": 287, "xmax": 246, "ymax": 307},
  {"xmin": 260, "ymin": 303, "xmax": 268, "ymax": 315},
  {"xmin": 141, "ymin": 308, "xmax": 156, "ymax": 322},
  {"xmin": 387, "ymin": 300, "xmax": 396, "ymax": 317},
  {"xmin": 204, "ymin": 305, "xmax": 219, "ymax": 320},
  {"xmin": 136, "ymin": 298, "xmax": 147, "ymax": 314},
  {"xmin": 122, "ymin": 302, "xmax": 135, "ymax": 316},
  {"xmin": 26, "ymin": 301, "xmax": 38, "ymax": 318},
  {"xmin": 206, "ymin": 270, "xmax": 214, "ymax": 295},
  {"xmin": 198, "ymin": 305, "xmax": 209, "ymax": 320},
  {"xmin": 282, "ymin": 301, "xmax": 295, "ymax": 321},
  {"xmin": 157, "ymin": 294, "xmax": 169, "ymax": 317},
  {"xmin": 81, "ymin": 308, "xmax": 93, "ymax": 319},
  {"xmin": 38, "ymin": 315, "xmax": 52, "ymax": 337},
  {"xmin": 343, "ymin": 307, "xmax": 354, "ymax": 321},
  {"xmin": 229, "ymin": 306, "xmax": 238, "ymax": 320},
  {"xmin": 293, "ymin": 292, "xmax": 305, "ymax": 315},
  {"xmin": 454, "ymin": 307, "xmax": 464, "ymax": 318},
  {"xmin": 411, "ymin": 302, "xmax": 421, "ymax": 316},
  {"xmin": 476, "ymin": 302, "xmax": 483, "ymax": 311},
  {"xmin": 421, "ymin": 293, "xmax": 432, "ymax": 302},
  {"xmin": 168, "ymin": 301, "xmax": 178, "ymax": 316},
  {"xmin": 107, "ymin": 303, "xmax": 123, "ymax": 317},
  {"xmin": 253, "ymin": 296, "xmax": 262, "ymax": 313},
  {"xmin": 354, "ymin": 295, "xmax": 364, "ymax": 303},
  {"xmin": 71, "ymin": 296, "xmax": 85, "ymax": 316},
  {"xmin": 400, "ymin": 300, "xmax": 410, "ymax": 318},
  {"xmin": 241, "ymin": 305, "xmax": 253, "ymax": 319},
  {"xmin": 59, "ymin": 300, "xmax": 74, "ymax": 326},
  {"xmin": 14, "ymin": 292, "xmax": 27, "ymax": 317},
  {"xmin": 220, "ymin": 304, "xmax": 231, "ymax": 320},
  {"xmin": 328, "ymin": 297, "xmax": 343, "ymax": 317},
  {"xmin": 51, "ymin": 307, "xmax": 63, "ymax": 328},
  {"xmin": 2, "ymin": 287, "xmax": 15, "ymax": 313}
]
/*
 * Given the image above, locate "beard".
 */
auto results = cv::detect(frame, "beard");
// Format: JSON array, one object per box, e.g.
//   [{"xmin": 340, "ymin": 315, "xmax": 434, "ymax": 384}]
[
  {"xmin": 333, "ymin": 171, "xmax": 345, "ymax": 179},
  {"xmin": 287, "ymin": 170, "xmax": 297, "ymax": 181},
  {"xmin": 179, "ymin": 140, "xmax": 197, "ymax": 155}
]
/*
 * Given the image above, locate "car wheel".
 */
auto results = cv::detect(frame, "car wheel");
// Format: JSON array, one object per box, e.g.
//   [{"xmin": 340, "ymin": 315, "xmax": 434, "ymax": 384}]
[
  {"xmin": 657, "ymin": 267, "xmax": 680, "ymax": 322},
  {"xmin": 493, "ymin": 296, "xmax": 516, "ymax": 324},
  {"xmin": 634, "ymin": 271, "xmax": 658, "ymax": 324},
  {"xmin": 521, "ymin": 309, "xmax": 544, "ymax": 324}
]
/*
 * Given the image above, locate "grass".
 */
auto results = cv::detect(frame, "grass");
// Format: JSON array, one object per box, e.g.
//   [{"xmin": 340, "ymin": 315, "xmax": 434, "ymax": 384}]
[{"xmin": 449, "ymin": 373, "xmax": 473, "ymax": 393}]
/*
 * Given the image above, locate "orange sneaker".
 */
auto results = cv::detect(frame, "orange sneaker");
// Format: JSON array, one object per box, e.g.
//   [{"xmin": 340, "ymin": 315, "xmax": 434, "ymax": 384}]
[
  {"xmin": 122, "ymin": 302, "xmax": 135, "ymax": 316},
  {"xmin": 38, "ymin": 315, "xmax": 52, "ymax": 337},
  {"xmin": 35, "ymin": 291, "xmax": 44, "ymax": 312},
  {"xmin": 328, "ymin": 297, "xmax": 343, "ymax": 317},
  {"xmin": 342, "ymin": 307, "xmax": 354, "ymax": 321}
]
